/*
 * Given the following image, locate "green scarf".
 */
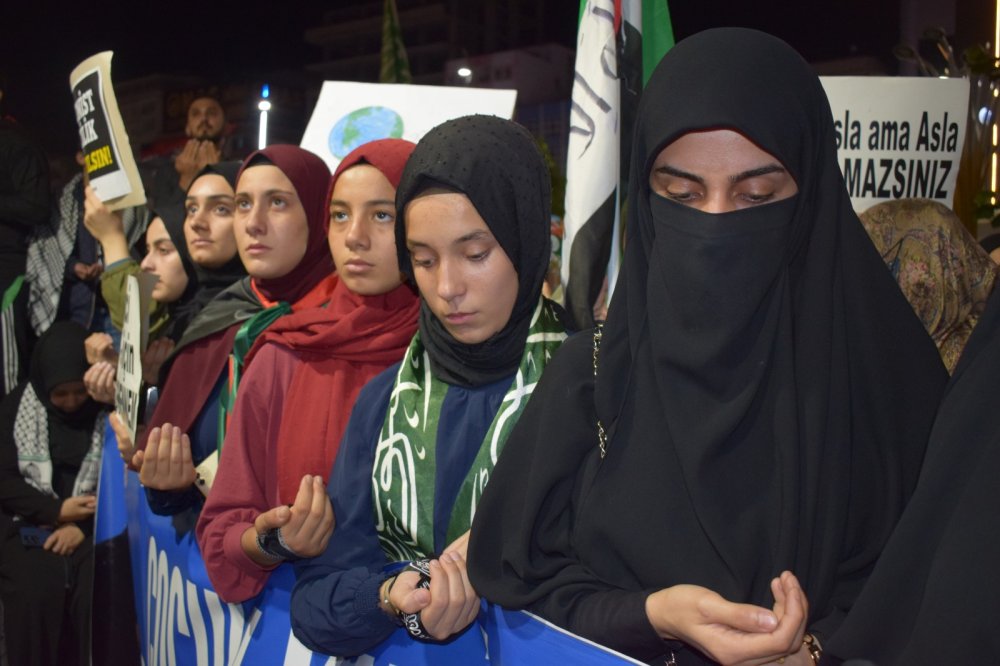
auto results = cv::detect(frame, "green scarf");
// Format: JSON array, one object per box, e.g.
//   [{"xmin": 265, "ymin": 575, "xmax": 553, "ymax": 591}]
[
  {"xmin": 372, "ymin": 297, "xmax": 567, "ymax": 561},
  {"xmin": 217, "ymin": 301, "xmax": 291, "ymax": 450}
]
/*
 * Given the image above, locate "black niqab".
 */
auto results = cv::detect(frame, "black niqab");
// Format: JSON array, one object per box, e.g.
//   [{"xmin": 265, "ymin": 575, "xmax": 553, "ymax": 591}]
[
  {"xmin": 394, "ymin": 115, "xmax": 551, "ymax": 387},
  {"xmin": 468, "ymin": 28, "xmax": 948, "ymax": 662}
]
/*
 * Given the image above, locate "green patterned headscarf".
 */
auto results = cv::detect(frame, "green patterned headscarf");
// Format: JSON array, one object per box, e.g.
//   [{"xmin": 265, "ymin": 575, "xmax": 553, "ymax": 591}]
[{"xmin": 373, "ymin": 297, "xmax": 566, "ymax": 561}]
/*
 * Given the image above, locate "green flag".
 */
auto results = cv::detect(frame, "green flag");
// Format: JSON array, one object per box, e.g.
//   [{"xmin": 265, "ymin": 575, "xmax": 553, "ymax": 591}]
[{"xmin": 380, "ymin": 0, "xmax": 412, "ymax": 84}]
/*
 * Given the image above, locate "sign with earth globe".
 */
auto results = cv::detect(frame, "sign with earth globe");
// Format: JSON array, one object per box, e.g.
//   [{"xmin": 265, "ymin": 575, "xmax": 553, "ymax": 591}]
[
  {"xmin": 301, "ymin": 81, "xmax": 517, "ymax": 171},
  {"xmin": 328, "ymin": 106, "xmax": 405, "ymax": 159}
]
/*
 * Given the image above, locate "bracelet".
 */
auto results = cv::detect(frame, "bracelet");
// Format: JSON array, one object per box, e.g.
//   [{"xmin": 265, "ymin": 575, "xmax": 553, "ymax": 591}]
[
  {"xmin": 397, "ymin": 559, "xmax": 434, "ymax": 640},
  {"xmin": 803, "ymin": 633, "xmax": 823, "ymax": 665},
  {"xmin": 381, "ymin": 575, "xmax": 404, "ymax": 625},
  {"xmin": 255, "ymin": 527, "xmax": 300, "ymax": 562}
]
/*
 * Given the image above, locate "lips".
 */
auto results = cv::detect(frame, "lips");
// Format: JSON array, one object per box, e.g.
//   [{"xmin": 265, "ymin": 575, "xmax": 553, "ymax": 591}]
[
  {"xmin": 245, "ymin": 243, "xmax": 270, "ymax": 255},
  {"xmin": 342, "ymin": 258, "xmax": 373, "ymax": 274},
  {"xmin": 445, "ymin": 312, "xmax": 474, "ymax": 325}
]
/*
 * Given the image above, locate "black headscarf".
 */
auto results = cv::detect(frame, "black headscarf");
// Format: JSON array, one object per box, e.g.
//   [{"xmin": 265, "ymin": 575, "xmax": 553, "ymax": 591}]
[
  {"xmin": 467, "ymin": 28, "xmax": 948, "ymax": 661},
  {"xmin": 394, "ymin": 115, "xmax": 551, "ymax": 387},
  {"xmin": 153, "ymin": 202, "xmax": 200, "ymax": 342},
  {"xmin": 186, "ymin": 161, "xmax": 247, "ymax": 308},
  {"xmin": 827, "ymin": 282, "xmax": 1000, "ymax": 662},
  {"xmin": 29, "ymin": 321, "xmax": 99, "ymax": 433}
]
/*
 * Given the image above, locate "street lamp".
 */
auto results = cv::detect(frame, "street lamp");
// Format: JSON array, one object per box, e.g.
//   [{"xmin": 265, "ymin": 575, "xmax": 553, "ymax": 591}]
[{"xmin": 257, "ymin": 84, "xmax": 271, "ymax": 149}]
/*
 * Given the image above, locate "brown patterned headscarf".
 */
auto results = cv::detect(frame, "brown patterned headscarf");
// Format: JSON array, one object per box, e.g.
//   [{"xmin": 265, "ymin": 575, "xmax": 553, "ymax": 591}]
[{"xmin": 861, "ymin": 198, "xmax": 998, "ymax": 373}]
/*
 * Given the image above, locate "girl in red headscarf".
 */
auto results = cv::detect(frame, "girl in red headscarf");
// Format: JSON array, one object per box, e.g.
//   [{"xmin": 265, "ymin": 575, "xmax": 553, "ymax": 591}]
[
  {"xmin": 196, "ymin": 139, "xmax": 419, "ymax": 603},
  {"xmin": 131, "ymin": 145, "xmax": 340, "ymax": 516}
]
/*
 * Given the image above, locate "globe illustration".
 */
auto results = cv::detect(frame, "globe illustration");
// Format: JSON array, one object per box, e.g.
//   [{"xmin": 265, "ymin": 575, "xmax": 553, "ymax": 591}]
[{"xmin": 328, "ymin": 106, "xmax": 404, "ymax": 159}]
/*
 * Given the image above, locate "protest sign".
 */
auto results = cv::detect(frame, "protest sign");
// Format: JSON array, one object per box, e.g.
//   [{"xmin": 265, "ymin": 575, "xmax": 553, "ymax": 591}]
[
  {"xmin": 70, "ymin": 51, "xmax": 146, "ymax": 209},
  {"xmin": 300, "ymin": 81, "xmax": 517, "ymax": 171},
  {"xmin": 820, "ymin": 76, "xmax": 969, "ymax": 213},
  {"xmin": 114, "ymin": 273, "xmax": 156, "ymax": 442}
]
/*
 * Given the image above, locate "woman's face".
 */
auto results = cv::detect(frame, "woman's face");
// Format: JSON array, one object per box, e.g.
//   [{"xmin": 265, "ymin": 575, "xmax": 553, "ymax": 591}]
[
  {"xmin": 234, "ymin": 165, "xmax": 310, "ymax": 280},
  {"xmin": 649, "ymin": 129, "xmax": 798, "ymax": 213},
  {"xmin": 405, "ymin": 190, "xmax": 518, "ymax": 344},
  {"xmin": 184, "ymin": 174, "xmax": 239, "ymax": 268},
  {"xmin": 49, "ymin": 380, "xmax": 89, "ymax": 414},
  {"xmin": 328, "ymin": 164, "xmax": 403, "ymax": 295},
  {"xmin": 140, "ymin": 217, "xmax": 189, "ymax": 302}
]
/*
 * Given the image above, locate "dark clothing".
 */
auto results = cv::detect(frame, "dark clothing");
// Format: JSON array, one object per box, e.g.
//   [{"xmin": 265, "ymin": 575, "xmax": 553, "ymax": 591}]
[
  {"xmin": 827, "ymin": 285, "xmax": 1000, "ymax": 664},
  {"xmin": 467, "ymin": 28, "xmax": 949, "ymax": 665},
  {"xmin": 0, "ymin": 119, "xmax": 49, "ymax": 281},
  {"xmin": 290, "ymin": 363, "xmax": 512, "ymax": 657},
  {"xmin": 0, "ymin": 323, "xmax": 99, "ymax": 666}
]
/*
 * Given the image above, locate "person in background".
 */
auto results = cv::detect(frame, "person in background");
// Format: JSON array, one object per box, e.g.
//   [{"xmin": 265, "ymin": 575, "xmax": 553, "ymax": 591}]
[
  {"xmin": 26, "ymin": 151, "xmax": 148, "ymax": 338},
  {"xmin": 0, "ymin": 75, "xmax": 50, "ymax": 395},
  {"xmin": 143, "ymin": 96, "xmax": 231, "ymax": 210},
  {"xmin": 290, "ymin": 115, "xmax": 569, "ymax": 661},
  {"xmin": 0, "ymin": 322, "xmax": 107, "ymax": 666},
  {"xmin": 466, "ymin": 29, "xmax": 947, "ymax": 666},
  {"xmin": 197, "ymin": 138, "xmax": 420, "ymax": 603},
  {"xmin": 860, "ymin": 198, "xmax": 997, "ymax": 373}
]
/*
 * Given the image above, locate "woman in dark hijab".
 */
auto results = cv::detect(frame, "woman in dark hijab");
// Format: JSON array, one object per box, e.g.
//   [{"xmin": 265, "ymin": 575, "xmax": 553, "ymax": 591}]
[
  {"xmin": 0, "ymin": 322, "xmax": 107, "ymax": 666},
  {"xmin": 289, "ymin": 115, "xmax": 568, "ymax": 661},
  {"xmin": 827, "ymin": 247, "xmax": 1000, "ymax": 664},
  {"xmin": 466, "ymin": 28, "xmax": 948, "ymax": 666}
]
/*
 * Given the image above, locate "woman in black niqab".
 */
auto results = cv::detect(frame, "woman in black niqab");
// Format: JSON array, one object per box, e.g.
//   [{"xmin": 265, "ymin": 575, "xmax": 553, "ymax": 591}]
[{"xmin": 467, "ymin": 28, "xmax": 948, "ymax": 665}]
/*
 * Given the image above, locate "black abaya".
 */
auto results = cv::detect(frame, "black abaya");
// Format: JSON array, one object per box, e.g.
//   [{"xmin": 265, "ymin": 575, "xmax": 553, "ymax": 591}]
[{"xmin": 467, "ymin": 28, "xmax": 948, "ymax": 664}]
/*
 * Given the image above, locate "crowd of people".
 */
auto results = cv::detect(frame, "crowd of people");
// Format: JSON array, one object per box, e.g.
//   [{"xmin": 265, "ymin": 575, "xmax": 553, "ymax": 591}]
[{"xmin": 1, "ymin": 26, "xmax": 998, "ymax": 666}]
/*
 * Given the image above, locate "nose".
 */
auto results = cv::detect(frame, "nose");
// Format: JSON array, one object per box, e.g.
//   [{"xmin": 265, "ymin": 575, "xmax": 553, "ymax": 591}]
[
  {"xmin": 188, "ymin": 208, "xmax": 208, "ymax": 232},
  {"xmin": 345, "ymin": 218, "xmax": 369, "ymax": 251},
  {"xmin": 700, "ymin": 192, "xmax": 736, "ymax": 215},
  {"xmin": 243, "ymin": 202, "xmax": 267, "ymax": 237},
  {"xmin": 139, "ymin": 251, "xmax": 156, "ymax": 272},
  {"xmin": 435, "ymin": 256, "xmax": 464, "ymax": 303}
]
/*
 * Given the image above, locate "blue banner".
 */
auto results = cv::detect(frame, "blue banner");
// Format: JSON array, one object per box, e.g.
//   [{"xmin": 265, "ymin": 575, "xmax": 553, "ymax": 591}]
[{"xmin": 97, "ymin": 427, "xmax": 641, "ymax": 665}]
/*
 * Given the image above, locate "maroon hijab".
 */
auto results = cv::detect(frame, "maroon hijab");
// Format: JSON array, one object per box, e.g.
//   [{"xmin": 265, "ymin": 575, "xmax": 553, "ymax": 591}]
[{"xmin": 236, "ymin": 145, "xmax": 334, "ymax": 304}]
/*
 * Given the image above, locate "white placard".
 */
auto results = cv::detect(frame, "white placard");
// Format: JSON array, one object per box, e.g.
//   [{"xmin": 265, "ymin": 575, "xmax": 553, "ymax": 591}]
[
  {"xmin": 821, "ymin": 76, "xmax": 969, "ymax": 212},
  {"xmin": 114, "ymin": 273, "xmax": 157, "ymax": 441},
  {"xmin": 69, "ymin": 51, "xmax": 147, "ymax": 210},
  {"xmin": 300, "ymin": 81, "xmax": 518, "ymax": 171}
]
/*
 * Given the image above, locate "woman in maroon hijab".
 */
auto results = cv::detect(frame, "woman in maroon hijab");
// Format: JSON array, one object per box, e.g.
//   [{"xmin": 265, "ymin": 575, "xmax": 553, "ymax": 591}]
[{"xmin": 196, "ymin": 139, "xmax": 420, "ymax": 602}]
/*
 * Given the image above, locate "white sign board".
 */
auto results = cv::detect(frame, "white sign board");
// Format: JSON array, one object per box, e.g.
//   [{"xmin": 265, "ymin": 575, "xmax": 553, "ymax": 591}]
[
  {"xmin": 69, "ymin": 51, "xmax": 147, "ymax": 210},
  {"xmin": 114, "ymin": 273, "xmax": 156, "ymax": 441},
  {"xmin": 821, "ymin": 76, "xmax": 969, "ymax": 213},
  {"xmin": 300, "ymin": 81, "xmax": 518, "ymax": 171}
]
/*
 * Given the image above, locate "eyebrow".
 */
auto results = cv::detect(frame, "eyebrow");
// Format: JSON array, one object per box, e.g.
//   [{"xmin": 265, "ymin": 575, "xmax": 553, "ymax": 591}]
[
  {"xmin": 407, "ymin": 230, "xmax": 492, "ymax": 249},
  {"xmin": 185, "ymin": 194, "xmax": 234, "ymax": 203},
  {"xmin": 235, "ymin": 189, "xmax": 296, "ymax": 199},
  {"xmin": 654, "ymin": 163, "xmax": 788, "ymax": 184},
  {"xmin": 329, "ymin": 198, "xmax": 395, "ymax": 208}
]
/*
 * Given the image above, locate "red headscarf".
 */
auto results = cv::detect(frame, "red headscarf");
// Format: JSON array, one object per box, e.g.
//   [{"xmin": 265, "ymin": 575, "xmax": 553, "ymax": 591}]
[
  {"xmin": 245, "ymin": 138, "xmax": 420, "ymax": 503},
  {"xmin": 236, "ymin": 145, "xmax": 335, "ymax": 304}
]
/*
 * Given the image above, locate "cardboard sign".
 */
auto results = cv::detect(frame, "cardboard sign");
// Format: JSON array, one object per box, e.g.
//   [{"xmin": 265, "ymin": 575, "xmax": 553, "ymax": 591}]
[
  {"xmin": 820, "ymin": 76, "xmax": 969, "ymax": 212},
  {"xmin": 114, "ymin": 273, "xmax": 156, "ymax": 441},
  {"xmin": 70, "ymin": 51, "xmax": 146, "ymax": 210},
  {"xmin": 300, "ymin": 81, "xmax": 517, "ymax": 171}
]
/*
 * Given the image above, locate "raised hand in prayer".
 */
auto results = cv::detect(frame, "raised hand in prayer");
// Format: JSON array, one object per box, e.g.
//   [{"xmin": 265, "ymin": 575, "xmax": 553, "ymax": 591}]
[
  {"xmin": 645, "ymin": 571, "xmax": 808, "ymax": 666},
  {"xmin": 388, "ymin": 551, "xmax": 480, "ymax": 641},
  {"xmin": 58, "ymin": 495, "xmax": 96, "ymax": 522},
  {"xmin": 241, "ymin": 475, "xmax": 335, "ymax": 567},
  {"xmin": 134, "ymin": 423, "xmax": 197, "ymax": 491},
  {"xmin": 141, "ymin": 338, "xmax": 175, "ymax": 386},
  {"xmin": 175, "ymin": 140, "xmax": 221, "ymax": 191},
  {"xmin": 109, "ymin": 411, "xmax": 141, "ymax": 466},
  {"xmin": 83, "ymin": 361, "xmax": 116, "ymax": 404},
  {"xmin": 44, "ymin": 523, "xmax": 85, "ymax": 556}
]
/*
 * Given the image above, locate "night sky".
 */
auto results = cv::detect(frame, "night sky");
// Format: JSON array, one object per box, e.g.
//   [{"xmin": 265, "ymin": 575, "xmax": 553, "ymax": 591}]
[{"xmin": 2, "ymin": 0, "xmax": 901, "ymax": 157}]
